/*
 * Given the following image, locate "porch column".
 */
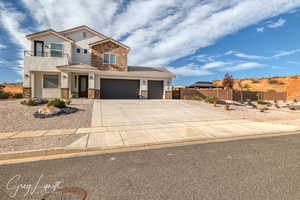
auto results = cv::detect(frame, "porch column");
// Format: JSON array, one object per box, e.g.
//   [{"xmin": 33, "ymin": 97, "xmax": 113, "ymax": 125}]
[
  {"xmin": 88, "ymin": 72, "xmax": 99, "ymax": 99},
  {"xmin": 61, "ymin": 71, "xmax": 70, "ymax": 99},
  {"xmin": 23, "ymin": 70, "xmax": 32, "ymax": 98},
  {"xmin": 140, "ymin": 79, "xmax": 148, "ymax": 99},
  {"xmin": 164, "ymin": 79, "xmax": 172, "ymax": 99}
]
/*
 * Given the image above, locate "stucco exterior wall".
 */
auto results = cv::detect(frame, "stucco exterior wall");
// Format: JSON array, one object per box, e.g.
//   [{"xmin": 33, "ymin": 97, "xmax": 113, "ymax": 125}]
[
  {"xmin": 63, "ymin": 30, "xmax": 104, "ymax": 65},
  {"xmin": 33, "ymin": 72, "xmax": 61, "ymax": 98},
  {"xmin": 29, "ymin": 34, "xmax": 72, "ymax": 62}
]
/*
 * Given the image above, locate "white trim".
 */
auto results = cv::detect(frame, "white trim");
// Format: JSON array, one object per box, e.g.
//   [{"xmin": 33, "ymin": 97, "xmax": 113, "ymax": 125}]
[
  {"xmin": 50, "ymin": 43, "xmax": 64, "ymax": 57},
  {"xmin": 103, "ymin": 53, "xmax": 117, "ymax": 64}
]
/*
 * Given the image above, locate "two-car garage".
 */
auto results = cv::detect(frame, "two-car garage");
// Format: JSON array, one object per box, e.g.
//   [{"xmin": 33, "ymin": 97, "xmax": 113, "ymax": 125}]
[{"xmin": 100, "ymin": 79, "xmax": 164, "ymax": 99}]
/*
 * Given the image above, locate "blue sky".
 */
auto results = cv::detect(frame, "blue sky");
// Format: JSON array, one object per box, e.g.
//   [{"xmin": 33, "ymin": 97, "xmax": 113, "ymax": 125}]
[{"xmin": 1, "ymin": 0, "xmax": 300, "ymax": 86}]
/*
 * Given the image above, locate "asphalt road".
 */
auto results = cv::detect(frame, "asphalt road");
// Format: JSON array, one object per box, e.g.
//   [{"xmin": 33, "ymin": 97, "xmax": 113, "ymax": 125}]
[{"xmin": 1, "ymin": 134, "xmax": 300, "ymax": 200}]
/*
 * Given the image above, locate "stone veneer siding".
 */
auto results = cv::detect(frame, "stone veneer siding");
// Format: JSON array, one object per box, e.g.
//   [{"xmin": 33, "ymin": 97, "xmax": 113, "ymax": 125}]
[
  {"xmin": 140, "ymin": 90, "xmax": 148, "ymax": 99},
  {"xmin": 23, "ymin": 87, "xmax": 31, "ymax": 98},
  {"xmin": 88, "ymin": 89, "xmax": 100, "ymax": 99},
  {"xmin": 91, "ymin": 41, "xmax": 129, "ymax": 71},
  {"xmin": 61, "ymin": 88, "xmax": 69, "ymax": 99},
  {"xmin": 165, "ymin": 91, "xmax": 172, "ymax": 99}
]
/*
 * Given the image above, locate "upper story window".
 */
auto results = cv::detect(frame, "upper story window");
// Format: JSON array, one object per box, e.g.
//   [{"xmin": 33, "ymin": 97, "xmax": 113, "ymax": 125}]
[
  {"xmin": 83, "ymin": 49, "xmax": 88, "ymax": 54},
  {"xmin": 103, "ymin": 53, "xmax": 117, "ymax": 64},
  {"xmin": 82, "ymin": 32, "xmax": 87, "ymax": 38},
  {"xmin": 50, "ymin": 43, "xmax": 63, "ymax": 57},
  {"xmin": 76, "ymin": 48, "xmax": 81, "ymax": 53}
]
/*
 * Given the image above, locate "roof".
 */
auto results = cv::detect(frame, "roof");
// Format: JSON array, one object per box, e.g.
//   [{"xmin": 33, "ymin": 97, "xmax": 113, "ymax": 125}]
[
  {"xmin": 188, "ymin": 81, "xmax": 223, "ymax": 88},
  {"xmin": 57, "ymin": 64, "xmax": 99, "ymax": 72},
  {"xmin": 57, "ymin": 65, "xmax": 175, "ymax": 78},
  {"xmin": 59, "ymin": 25, "xmax": 108, "ymax": 39},
  {"xmin": 26, "ymin": 29, "xmax": 74, "ymax": 43},
  {"xmin": 89, "ymin": 38, "xmax": 130, "ymax": 50}
]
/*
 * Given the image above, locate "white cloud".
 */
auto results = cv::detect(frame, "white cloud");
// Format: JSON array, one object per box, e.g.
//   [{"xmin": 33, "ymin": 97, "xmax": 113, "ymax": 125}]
[
  {"xmin": 201, "ymin": 61, "xmax": 229, "ymax": 70},
  {"xmin": 0, "ymin": 44, "xmax": 6, "ymax": 49},
  {"xmin": 167, "ymin": 63, "xmax": 211, "ymax": 76},
  {"xmin": 267, "ymin": 18, "xmax": 286, "ymax": 28},
  {"xmin": 0, "ymin": 0, "xmax": 299, "ymax": 76},
  {"xmin": 256, "ymin": 27, "xmax": 265, "ymax": 32},
  {"xmin": 225, "ymin": 50, "xmax": 267, "ymax": 60},
  {"xmin": 273, "ymin": 49, "xmax": 300, "ymax": 57},
  {"xmin": 222, "ymin": 62, "xmax": 265, "ymax": 71}
]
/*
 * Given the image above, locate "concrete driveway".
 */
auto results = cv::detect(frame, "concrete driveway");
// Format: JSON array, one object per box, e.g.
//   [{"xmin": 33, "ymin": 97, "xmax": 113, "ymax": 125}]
[{"xmin": 91, "ymin": 100, "xmax": 239, "ymax": 127}]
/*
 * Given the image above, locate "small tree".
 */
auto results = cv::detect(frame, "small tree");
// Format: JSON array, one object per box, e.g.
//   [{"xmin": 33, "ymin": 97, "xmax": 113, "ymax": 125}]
[{"xmin": 222, "ymin": 73, "xmax": 234, "ymax": 100}]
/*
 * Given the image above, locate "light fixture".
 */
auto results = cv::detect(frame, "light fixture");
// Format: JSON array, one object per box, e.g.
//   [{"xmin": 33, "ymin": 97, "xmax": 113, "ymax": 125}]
[
  {"xmin": 25, "ymin": 74, "xmax": 29, "ymax": 78},
  {"xmin": 63, "ymin": 75, "xmax": 67, "ymax": 79},
  {"xmin": 89, "ymin": 76, "xmax": 93, "ymax": 80}
]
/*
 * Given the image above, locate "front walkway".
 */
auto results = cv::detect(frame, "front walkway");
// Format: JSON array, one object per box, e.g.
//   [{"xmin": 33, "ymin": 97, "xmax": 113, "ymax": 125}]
[{"xmin": 1, "ymin": 119, "xmax": 299, "ymax": 156}]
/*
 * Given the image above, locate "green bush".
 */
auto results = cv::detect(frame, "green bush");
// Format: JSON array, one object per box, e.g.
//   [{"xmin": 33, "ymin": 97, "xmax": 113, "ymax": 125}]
[
  {"xmin": 64, "ymin": 99, "xmax": 71, "ymax": 105},
  {"xmin": 14, "ymin": 93, "xmax": 23, "ymax": 99},
  {"xmin": 257, "ymin": 100, "xmax": 270, "ymax": 105},
  {"xmin": 48, "ymin": 99, "xmax": 66, "ymax": 108},
  {"xmin": 205, "ymin": 96, "xmax": 220, "ymax": 104},
  {"xmin": 192, "ymin": 96, "xmax": 202, "ymax": 101},
  {"xmin": 0, "ymin": 91, "xmax": 10, "ymax": 99},
  {"xmin": 27, "ymin": 99, "xmax": 38, "ymax": 106}
]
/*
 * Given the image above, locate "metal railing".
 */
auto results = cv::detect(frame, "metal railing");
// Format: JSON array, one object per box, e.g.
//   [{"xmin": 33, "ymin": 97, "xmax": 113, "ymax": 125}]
[{"xmin": 24, "ymin": 51, "xmax": 69, "ymax": 58}]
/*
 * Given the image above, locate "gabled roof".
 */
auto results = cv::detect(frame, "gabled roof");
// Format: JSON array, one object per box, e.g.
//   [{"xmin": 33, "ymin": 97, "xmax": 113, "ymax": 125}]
[
  {"xmin": 26, "ymin": 29, "xmax": 74, "ymax": 43},
  {"xmin": 59, "ymin": 25, "xmax": 108, "ymax": 39},
  {"xmin": 89, "ymin": 38, "xmax": 130, "ymax": 50}
]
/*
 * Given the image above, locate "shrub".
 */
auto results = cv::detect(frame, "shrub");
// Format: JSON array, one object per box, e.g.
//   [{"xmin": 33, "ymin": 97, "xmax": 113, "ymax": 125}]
[
  {"xmin": 64, "ymin": 99, "xmax": 71, "ymax": 105},
  {"xmin": 71, "ymin": 92, "xmax": 78, "ymax": 98},
  {"xmin": 252, "ymin": 79, "xmax": 260, "ymax": 84},
  {"xmin": 48, "ymin": 99, "xmax": 66, "ymax": 108},
  {"xmin": 192, "ymin": 96, "xmax": 202, "ymax": 101},
  {"xmin": 257, "ymin": 100, "xmax": 270, "ymax": 105},
  {"xmin": 27, "ymin": 99, "xmax": 38, "ymax": 106},
  {"xmin": 0, "ymin": 91, "xmax": 11, "ymax": 99},
  {"xmin": 14, "ymin": 93, "xmax": 23, "ymax": 99},
  {"xmin": 205, "ymin": 96, "xmax": 220, "ymax": 104}
]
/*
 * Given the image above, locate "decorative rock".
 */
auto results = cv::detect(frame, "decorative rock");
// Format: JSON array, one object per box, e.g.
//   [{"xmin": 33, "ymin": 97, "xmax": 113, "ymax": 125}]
[{"xmin": 33, "ymin": 106, "xmax": 79, "ymax": 118}]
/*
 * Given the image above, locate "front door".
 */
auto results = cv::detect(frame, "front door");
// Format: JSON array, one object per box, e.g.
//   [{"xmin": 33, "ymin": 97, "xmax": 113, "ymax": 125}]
[{"xmin": 78, "ymin": 75, "xmax": 88, "ymax": 97}]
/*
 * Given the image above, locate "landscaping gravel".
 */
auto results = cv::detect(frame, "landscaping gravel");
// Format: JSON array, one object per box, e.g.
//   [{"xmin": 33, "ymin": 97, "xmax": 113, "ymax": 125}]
[{"xmin": 0, "ymin": 99, "xmax": 93, "ymax": 133}]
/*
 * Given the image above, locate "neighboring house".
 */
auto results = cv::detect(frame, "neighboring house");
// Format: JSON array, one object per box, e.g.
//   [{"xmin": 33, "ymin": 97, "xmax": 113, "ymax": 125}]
[
  {"xmin": 23, "ymin": 25, "xmax": 175, "ymax": 99},
  {"xmin": 188, "ymin": 81, "xmax": 223, "ymax": 89}
]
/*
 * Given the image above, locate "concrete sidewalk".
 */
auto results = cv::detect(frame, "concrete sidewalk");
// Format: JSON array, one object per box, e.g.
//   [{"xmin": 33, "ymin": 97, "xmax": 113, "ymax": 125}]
[{"xmin": 1, "ymin": 119, "xmax": 300, "ymax": 164}]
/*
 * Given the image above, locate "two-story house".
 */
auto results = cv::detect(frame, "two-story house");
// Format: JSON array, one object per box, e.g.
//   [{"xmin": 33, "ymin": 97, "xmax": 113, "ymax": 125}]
[{"xmin": 23, "ymin": 25, "xmax": 175, "ymax": 99}]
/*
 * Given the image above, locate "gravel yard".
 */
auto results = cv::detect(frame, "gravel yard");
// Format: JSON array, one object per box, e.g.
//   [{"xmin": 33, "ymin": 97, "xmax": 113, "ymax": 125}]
[{"xmin": 0, "ymin": 99, "xmax": 93, "ymax": 133}]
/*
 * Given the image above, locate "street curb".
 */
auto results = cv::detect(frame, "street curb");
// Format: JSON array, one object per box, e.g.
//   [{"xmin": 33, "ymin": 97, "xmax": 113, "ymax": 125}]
[{"xmin": 1, "ymin": 129, "xmax": 300, "ymax": 165}]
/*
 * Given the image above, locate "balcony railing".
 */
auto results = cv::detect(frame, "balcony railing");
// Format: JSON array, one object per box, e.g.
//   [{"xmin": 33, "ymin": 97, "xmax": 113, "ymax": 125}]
[{"xmin": 24, "ymin": 51, "xmax": 68, "ymax": 58}]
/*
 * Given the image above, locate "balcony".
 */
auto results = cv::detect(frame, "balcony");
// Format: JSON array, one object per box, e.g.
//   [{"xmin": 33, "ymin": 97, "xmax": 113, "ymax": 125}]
[{"xmin": 24, "ymin": 51, "xmax": 69, "ymax": 72}]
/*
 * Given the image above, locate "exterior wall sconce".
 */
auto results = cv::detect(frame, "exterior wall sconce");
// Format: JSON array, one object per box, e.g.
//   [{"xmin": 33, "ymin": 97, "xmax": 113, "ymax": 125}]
[
  {"xmin": 143, "ymin": 80, "xmax": 146, "ymax": 85},
  {"xmin": 25, "ymin": 74, "xmax": 29, "ymax": 78},
  {"xmin": 89, "ymin": 76, "xmax": 94, "ymax": 80},
  {"xmin": 63, "ymin": 75, "xmax": 68, "ymax": 79}
]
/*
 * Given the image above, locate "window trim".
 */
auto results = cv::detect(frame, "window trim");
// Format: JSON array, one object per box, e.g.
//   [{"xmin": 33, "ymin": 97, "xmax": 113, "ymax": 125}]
[
  {"xmin": 43, "ymin": 74, "xmax": 59, "ymax": 89},
  {"xmin": 103, "ymin": 53, "xmax": 117, "ymax": 64},
  {"xmin": 50, "ymin": 43, "xmax": 64, "ymax": 57}
]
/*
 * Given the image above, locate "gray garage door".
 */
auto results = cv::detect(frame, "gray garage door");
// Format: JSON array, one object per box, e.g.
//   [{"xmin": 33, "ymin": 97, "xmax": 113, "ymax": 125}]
[
  {"xmin": 100, "ymin": 79, "xmax": 140, "ymax": 99},
  {"xmin": 148, "ymin": 80, "xmax": 164, "ymax": 99}
]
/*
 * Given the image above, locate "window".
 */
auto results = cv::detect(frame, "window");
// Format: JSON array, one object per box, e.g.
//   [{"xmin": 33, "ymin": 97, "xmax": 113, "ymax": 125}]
[
  {"xmin": 76, "ymin": 48, "xmax": 81, "ymax": 53},
  {"xmin": 50, "ymin": 43, "xmax": 63, "ymax": 57},
  {"xmin": 82, "ymin": 32, "xmax": 87, "ymax": 38},
  {"xmin": 83, "ymin": 49, "xmax": 88, "ymax": 54},
  {"xmin": 103, "ymin": 53, "xmax": 117, "ymax": 64},
  {"xmin": 43, "ymin": 75, "xmax": 59, "ymax": 88}
]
